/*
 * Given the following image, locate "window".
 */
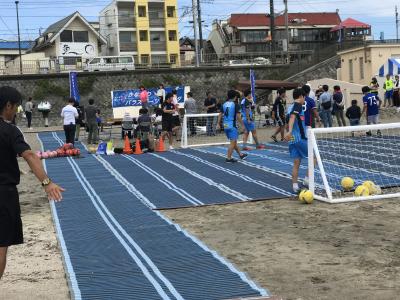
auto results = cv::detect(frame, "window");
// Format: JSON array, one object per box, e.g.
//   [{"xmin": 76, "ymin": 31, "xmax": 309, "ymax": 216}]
[
  {"xmin": 240, "ymin": 30, "xmax": 267, "ymax": 43},
  {"xmin": 359, "ymin": 57, "xmax": 364, "ymax": 79},
  {"xmin": 169, "ymin": 54, "xmax": 177, "ymax": 64},
  {"xmin": 167, "ymin": 6, "xmax": 175, "ymax": 18},
  {"xmin": 89, "ymin": 58, "xmax": 100, "ymax": 64},
  {"xmin": 119, "ymin": 57, "xmax": 133, "ymax": 63},
  {"xmin": 105, "ymin": 57, "xmax": 119, "ymax": 64},
  {"xmin": 119, "ymin": 32, "xmax": 136, "ymax": 43},
  {"xmin": 60, "ymin": 30, "xmax": 73, "ymax": 42},
  {"xmin": 138, "ymin": 6, "xmax": 146, "ymax": 17},
  {"xmin": 168, "ymin": 30, "xmax": 177, "ymax": 41},
  {"xmin": 139, "ymin": 30, "xmax": 148, "ymax": 41},
  {"xmin": 349, "ymin": 59, "xmax": 354, "ymax": 82},
  {"xmin": 141, "ymin": 54, "xmax": 149, "ymax": 64},
  {"xmin": 150, "ymin": 32, "xmax": 165, "ymax": 42},
  {"xmin": 73, "ymin": 31, "xmax": 89, "ymax": 43}
]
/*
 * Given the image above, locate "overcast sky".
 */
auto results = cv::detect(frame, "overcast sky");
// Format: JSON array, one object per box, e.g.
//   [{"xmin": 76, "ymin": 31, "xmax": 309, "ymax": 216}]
[{"xmin": 0, "ymin": 0, "xmax": 397, "ymax": 41}]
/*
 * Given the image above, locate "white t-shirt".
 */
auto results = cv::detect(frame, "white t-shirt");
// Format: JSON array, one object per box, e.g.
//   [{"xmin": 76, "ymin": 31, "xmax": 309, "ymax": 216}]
[
  {"xmin": 61, "ymin": 105, "xmax": 78, "ymax": 125},
  {"xmin": 172, "ymin": 95, "xmax": 179, "ymax": 116},
  {"xmin": 156, "ymin": 88, "xmax": 166, "ymax": 101}
]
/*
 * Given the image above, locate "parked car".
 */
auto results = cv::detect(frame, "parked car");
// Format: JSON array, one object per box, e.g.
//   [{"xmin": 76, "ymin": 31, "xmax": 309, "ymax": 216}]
[
  {"xmin": 84, "ymin": 56, "xmax": 135, "ymax": 72},
  {"xmin": 222, "ymin": 60, "xmax": 252, "ymax": 67},
  {"xmin": 253, "ymin": 57, "xmax": 271, "ymax": 65}
]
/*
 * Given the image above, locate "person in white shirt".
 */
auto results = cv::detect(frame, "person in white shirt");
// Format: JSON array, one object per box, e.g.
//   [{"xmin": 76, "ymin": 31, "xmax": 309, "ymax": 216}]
[
  {"xmin": 61, "ymin": 98, "xmax": 78, "ymax": 145},
  {"xmin": 156, "ymin": 83, "xmax": 166, "ymax": 107},
  {"xmin": 171, "ymin": 89, "xmax": 181, "ymax": 139}
]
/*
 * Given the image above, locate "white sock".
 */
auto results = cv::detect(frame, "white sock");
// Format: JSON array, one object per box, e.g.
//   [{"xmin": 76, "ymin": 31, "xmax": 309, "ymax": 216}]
[{"xmin": 293, "ymin": 183, "xmax": 299, "ymax": 192}]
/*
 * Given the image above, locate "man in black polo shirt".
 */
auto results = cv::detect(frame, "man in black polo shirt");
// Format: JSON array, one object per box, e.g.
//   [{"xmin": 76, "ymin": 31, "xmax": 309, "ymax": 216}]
[
  {"xmin": 0, "ymin": 86, "xmax": 64, "ymax": 279},
  {"xmin": 161, "ymin": 93, "xmax": 175, "ymax": 149}
]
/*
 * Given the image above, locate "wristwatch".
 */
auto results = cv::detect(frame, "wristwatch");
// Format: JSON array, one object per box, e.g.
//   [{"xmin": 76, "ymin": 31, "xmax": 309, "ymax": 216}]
[{"xmin": 41, "ymin": 178, "xmax": 52, "ymax": 187}]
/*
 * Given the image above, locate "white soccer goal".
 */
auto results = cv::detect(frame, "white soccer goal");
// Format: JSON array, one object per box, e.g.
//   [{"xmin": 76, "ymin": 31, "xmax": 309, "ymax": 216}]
[
  {"xmin": 308, "ymin": 122, "xmax": 400, "ymax": 204},
  {"xmin": 181, "ymin": 113, "xmax": 253, "ymax": 148}
]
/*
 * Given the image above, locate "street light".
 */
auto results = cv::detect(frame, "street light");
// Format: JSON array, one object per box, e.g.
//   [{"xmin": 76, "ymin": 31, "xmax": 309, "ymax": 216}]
[{"xmin": 15, "ymin": 1, "xmax": 22, "ymax": 74}]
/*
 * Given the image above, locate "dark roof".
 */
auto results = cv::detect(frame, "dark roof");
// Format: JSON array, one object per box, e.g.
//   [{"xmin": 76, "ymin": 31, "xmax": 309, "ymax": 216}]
[
  {"xmin": 236, "ymin": 80, "xmax": 300, "ymax": 91},
  {"xmin": 0, "ymin": 41, "xmax": 34, "ymax": 50},
  {"xmin": 43, "ymin": 11, "xmax": 77, "ymax": 35},
  {"xmin": 330, "ymin": 18, "xmax": 370, "ymax": 32},
  {"xmin": 229, "ymin": 12, "xmax": 341, "ymax": 27}
]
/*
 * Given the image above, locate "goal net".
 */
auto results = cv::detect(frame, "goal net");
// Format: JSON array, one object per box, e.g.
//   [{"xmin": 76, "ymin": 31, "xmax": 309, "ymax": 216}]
[
  {"xmin": 181, "ymin": 113, "xmax": 253, "ymax": 148},
  {"xmin": 308, "ymin": 123, "xmax": 400, "ymax": 204}
]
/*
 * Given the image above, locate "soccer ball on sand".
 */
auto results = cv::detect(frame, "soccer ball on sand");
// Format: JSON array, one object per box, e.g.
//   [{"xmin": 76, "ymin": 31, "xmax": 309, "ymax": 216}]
[
  {"xmin": 354, "ymin": 185, "xmax": 370, "ymax": 197},
  {"xmin": 362, "ymin": 181, "xmax": 382, "ymax": 195},
  {"xmin": 341, "ymin": 177, "xmax": 355, "ymax": 191},
  {"xmin": 299, "ymin": 189, "xmax": 314, "ymax": 204}
]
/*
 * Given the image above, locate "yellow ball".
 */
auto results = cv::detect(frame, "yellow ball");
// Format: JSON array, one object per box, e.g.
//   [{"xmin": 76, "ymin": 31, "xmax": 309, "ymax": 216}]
[
  {"xmin": 299, "ymin": 190, "xmax": 306, "ymax": 203},
  {"xmin": 363, "ymin": 181, "xmax": 378, "ymax": 195},
  {"xmin": 299, "ymin": 189, "xmax": 313, "ymax": 204},
  {"xmin": 341, "ymin": 177, "xmax": 355, "ymax": 191},
  {"xmin": 354, "ymin": 185, "xmax": 370, "ymax": 197}
]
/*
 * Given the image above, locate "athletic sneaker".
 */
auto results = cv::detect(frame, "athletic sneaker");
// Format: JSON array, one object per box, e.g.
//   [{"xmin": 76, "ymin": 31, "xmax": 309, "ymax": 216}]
[
  {"xmin": 169, "ymin": 146, "xmax": 174, "ymax": 150},
  {"xmin": 225, "ymin": 158, "xmax": 237, "ymax": 163},
  {"xmin": 242, "ymin": 146, "xmax": 252, "ymax": 151},
  {"xmin": 239, "ymin": 153, "xmax": 248, "ymax": 160},
  {"xmin": 256, "ymin": 144, "xmax": 266, "ymax": 149},
  {"xmin": 271, "ymin": 135, "xmax": 278, "ymax": 142}
]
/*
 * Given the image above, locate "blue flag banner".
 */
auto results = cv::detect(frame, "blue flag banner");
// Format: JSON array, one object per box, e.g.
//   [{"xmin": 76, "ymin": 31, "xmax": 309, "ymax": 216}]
[
  {"xmin": 250, "ymin": 69, "xmax": 256, "ymax": 103},
  {"xmin": 112, "ymin": 86, "xmax": 186, "ymax": 108},
  {"xmin": 69, "ymin": 72, "xmax": 80, "ymax": 103}
]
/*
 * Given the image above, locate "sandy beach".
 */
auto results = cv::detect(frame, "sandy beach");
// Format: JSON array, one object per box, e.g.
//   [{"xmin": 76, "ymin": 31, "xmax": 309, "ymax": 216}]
[{"xmin": 2, "ymin": 109, "xmax": 400, "ymax": 300}]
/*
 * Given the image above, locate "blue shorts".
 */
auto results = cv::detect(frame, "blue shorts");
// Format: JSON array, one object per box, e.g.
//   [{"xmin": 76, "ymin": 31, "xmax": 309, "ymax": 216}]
[
  {"xmin": 243, "ymin": 121, "xmax": 255, "ymax": 133},
  {"xmin": 225, "ymin": 127, "xmax": 238, "ymax": 141},
  {"xmin": 385, "ymin": 90, "xmax": 393, "ymax": 99},
  {"xmin": 289, "ymin": 140, "xmax": 308, "ymax": 159}
]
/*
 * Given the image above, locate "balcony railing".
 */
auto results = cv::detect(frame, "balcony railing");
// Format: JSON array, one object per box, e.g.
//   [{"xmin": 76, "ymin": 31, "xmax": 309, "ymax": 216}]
[
  {"xmin": 150, "ymin": 42, "xmax": 167, "ymax": 52},
  {"xmin": 118, "ymin": 16, "xmax": 136, "ymax": 28},
  {"xmin": 120, "ymin": 42, "xmax": 137, "ymax": 52},
  {"xmin": 149, "ymin": 18, "xmax": 164, "ymax": 28}
]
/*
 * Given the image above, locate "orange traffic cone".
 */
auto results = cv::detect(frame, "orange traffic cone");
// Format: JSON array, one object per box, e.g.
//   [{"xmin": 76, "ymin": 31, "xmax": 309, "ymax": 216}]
[
  {"xmin": 156, "ymin": 136, "xmax": 166, "ymax": 152},
  {"xmin": 123, "ymin": 134, "xmax": 133, "ymax": 154},
  {"xmin": 134, "ymin": 138, "xmax": 143, "ymax": 155}
]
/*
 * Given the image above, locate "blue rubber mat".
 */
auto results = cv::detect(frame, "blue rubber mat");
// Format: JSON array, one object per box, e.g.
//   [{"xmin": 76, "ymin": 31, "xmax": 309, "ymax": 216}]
[{"xmin": 38, "ymin": 132, "xmax": 268, "ymax": 300}]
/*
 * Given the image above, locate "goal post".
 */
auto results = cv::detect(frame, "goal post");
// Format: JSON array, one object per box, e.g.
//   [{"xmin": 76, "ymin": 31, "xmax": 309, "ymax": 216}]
[
  {"xmin": 308, "ymin": 122, "xmax": 400, "ymax": 204},
  {"xmin": 181, "ymin": 113, "xmax": 253, "ymax": 148}
]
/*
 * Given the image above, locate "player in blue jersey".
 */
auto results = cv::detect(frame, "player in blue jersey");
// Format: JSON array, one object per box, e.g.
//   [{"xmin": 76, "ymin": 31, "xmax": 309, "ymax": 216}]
[
  {"xmin": 217, "ymin": 90, "xmax": 248, "ymax": 163},
  {"xmin": 361, "ymin": 86, "xmax": 381, "ymax": 136},
  {"xmin": 302, "ymin": 84, "xmax": 321, "ymax": 128},
  {"xmin": 285, "ymin": 88, "xmax": 308, "ymax": 193},
  {"xmin": 241, "ymin": 90, "xmax": 265, "ymax": 150}
]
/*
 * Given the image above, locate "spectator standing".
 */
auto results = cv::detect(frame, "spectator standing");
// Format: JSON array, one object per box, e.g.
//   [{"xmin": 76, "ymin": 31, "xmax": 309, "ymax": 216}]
[
  {"xmin": 383, "ymin": 74, "xmax": 394, "ymax": 107},
  {"xmin": 184, "ymin": 92, "xmax": 197, "ymax": 136},
  {"xmin": 319, "ymin": 85, "xmax": 333, "ymax": 128},
  {"xmin": 74, "ymin": 102, "xmax": 85, "ymax": 142},
  {"xmin": 393, "ymin": 75, "xmax": 400, "ymax": 111},
  {"xmin": 156, "ymin": 84, "xmax": 166, "ymax": 107},
  {"xmin": 346, "ymin": 100, "xmax": 362, "ymax": 126},
  {"xmin": 171, "ymin": 89, "xmax": 181, "ymax": 139},
  {"xmin": 302, "ymin": 85, "xmax": 320, "ymax": 128},
  {"xmin": 61, "ymin": 98, "xmax": 78, "ymax": 145},
  {"xmin": 333, "ymin": 85, "xmax": 346, "ymax": 127},
  {"xmin": 38, "ymin": 100, "xmax": 51, "ymax": 127},
  {"xmin": 0, "ymin": 86, "xmax": 64, "ymax": 280},
  {"xmin": 161, "ymin": 93, "xmax": 175, "ymax": 149},
  {"xmin": 204, "ymin": 91, "xmax": 218, "ymax": 136},
  {"xmin": 271, "ymin": 88, "xmax": 286, "ymax": 142},
  {"xmin": 139, "ymin": 85, "xmax": 149, "ymax": 109},
  {"xmin": 24, "ymin": 97, "xmax": 34, "ymax": 130},
  {"xmin": 85, "ymin": 99, "xmax": 98, "ymax": 145},
  {"xmin": 370, "ymin": 77, "xmax": 379, "ymax": 96}
]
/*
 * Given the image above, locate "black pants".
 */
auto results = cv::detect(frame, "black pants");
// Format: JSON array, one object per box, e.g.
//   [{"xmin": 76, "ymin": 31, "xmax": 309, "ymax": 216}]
[
  {"xmin": 64, "ymin": 124, "xmax": 76, "ymax": 144},
  {"xmin": 189, "ymin": 118, "xmax": 196, "ymax": 135},
  {"xmin": 25, "ymin": 111, "xmax": 32, "ymax": 128},
  {"xmin": 394, "ymin": 90, "xmax": 400, "ymax": 107}
]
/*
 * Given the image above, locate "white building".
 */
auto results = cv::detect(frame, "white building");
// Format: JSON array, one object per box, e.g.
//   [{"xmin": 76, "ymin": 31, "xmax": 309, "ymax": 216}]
[{"xmin": 31, "ymin": 11, "xmax": 106, "ymax": 70}]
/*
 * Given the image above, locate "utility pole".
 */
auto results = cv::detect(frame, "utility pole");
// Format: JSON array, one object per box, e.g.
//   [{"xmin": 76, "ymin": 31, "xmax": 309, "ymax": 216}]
[
  {"xmin": 192, "ymin": 0, "xmax": 200, "ymax": 67},
  {"xmin": 284, "ymin": 0, "xmax": 289, "ymax": 63},
  {"xmin": 197, "ymin": 0, "xmax": 203, "ymax": 62},
  {"xmin": 15, "ymin": 1, "xmax": 22, "ymax": 74},
  {"xmin": 396, "ymin": 5, "xmax": 399, "ymax": 42},
  {"xmin": 269, "ymin": 0, "xmax": 275, "ymax": 62}
]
